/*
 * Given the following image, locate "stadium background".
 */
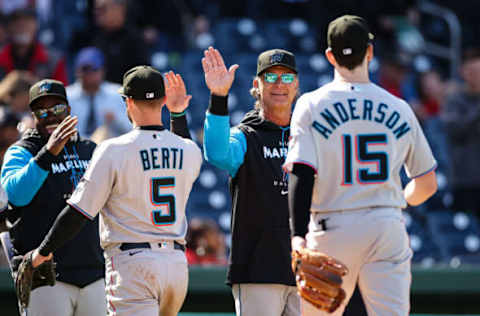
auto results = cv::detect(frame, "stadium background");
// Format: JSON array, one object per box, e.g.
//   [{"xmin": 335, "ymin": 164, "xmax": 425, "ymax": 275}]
[{"xmin": 0, "ymin": 0, "xmax": 479, "ymax": 315}]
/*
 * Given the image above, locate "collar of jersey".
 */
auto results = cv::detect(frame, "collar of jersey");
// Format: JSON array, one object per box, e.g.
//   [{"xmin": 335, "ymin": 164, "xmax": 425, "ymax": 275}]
[{"xmin": 136, "ymin": 125, "xmax": 165, "ymax": 131}]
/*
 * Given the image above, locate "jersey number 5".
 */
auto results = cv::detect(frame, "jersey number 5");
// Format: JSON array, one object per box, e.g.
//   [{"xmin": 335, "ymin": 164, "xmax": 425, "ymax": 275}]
[
  {"xmin": 342, "ymin": 133, "xmax": 388, "ymax": 185},
  {"xmin": 150, "ymin": 177, "xmax": 176, "ymax": 226}
]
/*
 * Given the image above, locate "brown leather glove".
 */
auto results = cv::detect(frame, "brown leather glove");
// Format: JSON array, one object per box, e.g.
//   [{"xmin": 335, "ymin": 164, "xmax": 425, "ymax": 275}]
[{"xmin": 292, "ymin": 248, "xmax": 348, "ymax": 313}]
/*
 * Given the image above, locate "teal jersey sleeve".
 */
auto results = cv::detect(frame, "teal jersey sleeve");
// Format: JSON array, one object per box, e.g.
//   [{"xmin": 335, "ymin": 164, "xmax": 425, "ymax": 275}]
[
  {"xmin": 1, "ymin": 146, "xmax": 49, "ymax": 207},
  {"xmin": 203, "ymin": 112, "xmax": 247, "ymax": 177}
]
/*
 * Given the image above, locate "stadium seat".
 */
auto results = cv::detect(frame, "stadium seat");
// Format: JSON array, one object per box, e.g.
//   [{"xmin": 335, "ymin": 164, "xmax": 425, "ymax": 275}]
[
  {"xmin": 426, "ymin": 210, "xmax": 480, "ymax": 264},
  {"xmin": 403, "ymin": 211, "xmax": 444, "ymax": 265}
]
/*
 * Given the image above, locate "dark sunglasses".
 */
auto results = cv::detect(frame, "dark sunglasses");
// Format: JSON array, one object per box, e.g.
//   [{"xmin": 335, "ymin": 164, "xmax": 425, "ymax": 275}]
[
  {"xmin": 264, "ymin": 72, "xmax": 296, "ymax": 84},
  {"xmin": 32, "ymin": 103, "xmax": 68, "ymax": 119}
]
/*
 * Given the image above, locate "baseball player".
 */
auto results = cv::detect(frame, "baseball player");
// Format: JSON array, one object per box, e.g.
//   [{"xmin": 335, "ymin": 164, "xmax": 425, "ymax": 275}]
[
  {"xmin": 284, "ymin": 15, "xmax": 438, "ymax": 316},
  {"xmin": 202, "ymin": 46, "xmax": 301, "ymax": 316},
  {"xmin": 27, "ymin": 66, "xmax": 202, "ymax": 316},
  {"xmin": 1, "ymin": 79, "xmax": 105, "ymax": 316}
]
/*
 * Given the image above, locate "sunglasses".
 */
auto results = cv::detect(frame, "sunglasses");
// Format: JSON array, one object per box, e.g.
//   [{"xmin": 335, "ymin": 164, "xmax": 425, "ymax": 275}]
[
  {"xmin": 263, "ymin": 72, "xmax": 296, "ymax": 84},
  {"xmin": 32, "ymin": 103, "xmax": 68, "ymax": 119}
]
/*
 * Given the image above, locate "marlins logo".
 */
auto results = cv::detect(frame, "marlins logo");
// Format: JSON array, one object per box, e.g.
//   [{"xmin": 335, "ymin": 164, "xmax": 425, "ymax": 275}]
[
  {"xmin": 39, "ymin": 82, "xmax": 52, "ymax": 93},
  {"xmin": 270, "ymin": 53, "xmax": 284, "ymax": 63}
]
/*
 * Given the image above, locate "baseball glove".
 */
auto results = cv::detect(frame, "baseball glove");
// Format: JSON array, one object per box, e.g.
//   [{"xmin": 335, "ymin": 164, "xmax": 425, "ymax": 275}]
[
  {"xmin": 13, "ymin": 251, "xmax": 56, "ymax": 311},
  {"xmin": 292, "ymin": 248, "xmax": 348, "ymax": 313}
]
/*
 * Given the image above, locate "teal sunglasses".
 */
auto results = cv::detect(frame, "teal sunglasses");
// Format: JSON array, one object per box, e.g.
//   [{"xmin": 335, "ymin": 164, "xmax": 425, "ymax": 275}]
[
  {"xmin": 264, "ymin": 72, "xmax": 296, "ymax": 84},
  {"xmin": 32, "ymin": 103, "xmax": 68, "ymax": 119}
]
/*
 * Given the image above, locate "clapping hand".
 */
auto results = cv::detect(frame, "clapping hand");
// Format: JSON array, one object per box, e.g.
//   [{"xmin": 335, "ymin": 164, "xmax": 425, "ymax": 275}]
[{"xmin": 202, "ymin": 46, "xmax": 239, "ymax": 96}]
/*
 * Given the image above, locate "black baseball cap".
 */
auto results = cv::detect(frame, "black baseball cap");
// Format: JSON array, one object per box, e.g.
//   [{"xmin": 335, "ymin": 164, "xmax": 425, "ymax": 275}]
[
  {"xmin": 29, "ymin": 79, "xmax": 68, "ymax": 108},
  {"xmin": 118, "ymin": 65, "xmax": 165, "ymax": 100},
  {"xmin": 256, "ymin": 49, "xmax": 297, "ymax": 75},
  {"xmin": 327, "ymin": 15, "xmax": 374, "ymax": 61}
]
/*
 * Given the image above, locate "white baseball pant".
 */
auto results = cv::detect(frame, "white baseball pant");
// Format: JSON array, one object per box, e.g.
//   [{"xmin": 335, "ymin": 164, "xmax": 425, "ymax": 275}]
[
  {"xmin": 232, "ymin": 283, "xmax": 300, "ymax": 316},
  {"xmin": 25, "ymin": 278, "xmax": 106, "ymax": 316},
  {"xmin": 105, "ymin": 244, "xmax": 188, "ymax": 316},
  {"xmin": 302, "ymin": 207, "xmax": 412, "ymax": 316}
]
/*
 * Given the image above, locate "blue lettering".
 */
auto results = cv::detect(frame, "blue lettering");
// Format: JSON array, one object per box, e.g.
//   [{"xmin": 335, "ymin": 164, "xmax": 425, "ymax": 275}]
[
  {"xmin": 312, "ymin": 121, "xmax": 332, "ymax": 139},
  {"xmin": 140, "ymin": 150, "xmax": 150, "ymax": 171},
  {"xmin": 386, "ymin": 111, "xmax": 400, "ymax": 129},
  {"xmin": 171, "ymin": 148, "xmax": 178, "ymax": 169},
  {"xmin": 374, "ymin": 103, "xmax": 388, "ymax": 123},
  {"xmin": 179, "ymin": 149, "xmax": 183, "ymax": 169},
  {"xmin": 333, "ymin": 102, "xmax": 349, "ymax": 123},
  {"xmin": 320, "ymin": 109, "xmax": 340, "ymax": 130},
  {"xmin": 348, "ymin": 99, "xmax": 360, "ymax": 120},
  {"xmin": 363, "ymin": 99, "xmax": 373, "ymax": 121},
  {"xmin": 162, "ymin": 148, "xmax": 170, "ymax": 169},
  {"xmin": 151, "ymin": 148, "xmax": 160, "ymax": 169},
  {"xmin": 393, "ymin": 122, "xmax": 411, "ymax": 139}
]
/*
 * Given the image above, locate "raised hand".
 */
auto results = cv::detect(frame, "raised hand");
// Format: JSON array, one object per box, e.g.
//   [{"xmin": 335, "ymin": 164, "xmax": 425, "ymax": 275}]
[
  {"xmin": 202, "ymin": 46, "xmax": 239, "ymax": 96},
  {"xmin": 165, "ymin": 71, "xmax": 192, "ymax": 114},
  {"xmin": 46, "ymin": 116, "xmax": 78, "ymax": 156}
]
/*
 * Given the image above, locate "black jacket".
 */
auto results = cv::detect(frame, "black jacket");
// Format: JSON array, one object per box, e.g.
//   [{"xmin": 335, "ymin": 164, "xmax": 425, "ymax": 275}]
[
  {"xmin": 6, "ymin": 129, "xmax": 104, "ymax": 287},
  {"xmin": 228, "ymin": 110, "xmax": 295, "ymax": 286}
]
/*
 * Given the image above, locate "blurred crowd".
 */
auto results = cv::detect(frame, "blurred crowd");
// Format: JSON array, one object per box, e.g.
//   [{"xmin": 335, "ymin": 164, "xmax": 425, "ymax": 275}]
[{"xmin": 0, "ymin": 0, "xmax": 479, "ymax": 267}]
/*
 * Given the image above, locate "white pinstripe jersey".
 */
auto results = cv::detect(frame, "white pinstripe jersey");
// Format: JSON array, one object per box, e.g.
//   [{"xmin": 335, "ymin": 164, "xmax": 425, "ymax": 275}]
[
  {"xmin": 68, "ymin": 128, "xmax": 202, "ymax": 249},
  {"xmin": 285, "ymin": 80, "xmax": 436, "ymax": 212}
]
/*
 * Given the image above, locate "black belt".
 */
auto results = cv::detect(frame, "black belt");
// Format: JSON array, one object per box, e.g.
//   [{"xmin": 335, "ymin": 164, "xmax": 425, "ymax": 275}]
[{"xmin": 119, "ymin": 241, "xmax": 185, "ymax": 252}]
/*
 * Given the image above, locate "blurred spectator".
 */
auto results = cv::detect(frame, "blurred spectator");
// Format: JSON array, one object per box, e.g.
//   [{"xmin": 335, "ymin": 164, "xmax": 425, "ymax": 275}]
[
  {"xmin": 417, "ymin": 70, "xmax": 446, "ymax": 121},
  {"xmin": 186, "ymin": 217, "xmax": 227, "ymax": 265},
  {"xmin": 0, "ymin": 70, "xmax": 36, "ymax": 121},
  {"xmin": 70, "ymin": 0, "xmax": 149, "ymax": 84},
  {"xmin": 416, "ymin": 69, "xmax": 453, "ymax": 210},
  {"xmin": 0, "ymin": 0, "xmax": 33, "ymax": 15},
  {"xmin": 0, "ymin": 14, "xmax": 8, "ymax": 49},
  {"xmin": 378, "ymin": 50, "xmax": 419, "ymax": 105},
  {"xmin": 443, "ymin": 47, "xmax": 480, "ymax": 214},
  {"xmin": 67, "ymin": 46, "xmax": 130, "ymax": 138},
  {"xmin": 0, "ymin": 108, "xmax": 20, "ymax": 165},
  {"xmin": 35, "ymin": 0, "xmax": 90, "ymax": 52},
  {"xmin": 128, "ymin": 0, "xmax": 193, "ymax": 52},
  {"xmin": 0, "ymin": 9, "xmax": 68, "ymax": 84}
]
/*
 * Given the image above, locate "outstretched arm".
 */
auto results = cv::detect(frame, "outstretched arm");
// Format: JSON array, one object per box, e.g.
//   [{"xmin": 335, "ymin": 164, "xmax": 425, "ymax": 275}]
[
  {"xmin": 31, "ymin": 205, "xmax": 91, "ymax": 267},
  {"xmin": 165, "ymin": 71, "xmax": 192, "ymax": 139},
  {"xmin": 201, "ymin": 47, "xmax": 246, "ymax": 176}
]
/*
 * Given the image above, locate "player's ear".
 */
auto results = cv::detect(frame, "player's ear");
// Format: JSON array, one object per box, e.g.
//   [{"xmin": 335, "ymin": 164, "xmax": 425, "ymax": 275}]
[
  {"xmin": 253, "ymin": 77, "xmax": 259, "ymax": 89},
  {"xmin": 325, "ymin": 48, "xmax": 337, "ymax": 67},
  {"xmin": 125, "ymin": 97, "xmax": 134, "ymax": 110},
  {"xmin": 366, "ymin": 44, "xmax": 374, "ymax": 63}
]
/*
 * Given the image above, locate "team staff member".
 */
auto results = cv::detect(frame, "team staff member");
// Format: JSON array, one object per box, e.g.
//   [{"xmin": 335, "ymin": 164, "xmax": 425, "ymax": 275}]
[
  {"xmin": 202, "ymin": 46, "xmax": 300, "ymax": 316},
  {"xmin": 285, "ymin": 15, "xmax": 437, "ymax": 315},
  {"xmin": 1, "ymin": 79, "xmax": 105, "ymax": 315},
  {"xmin": 28, "ymin": 67, "xmax": 202, "ymax": 316}
]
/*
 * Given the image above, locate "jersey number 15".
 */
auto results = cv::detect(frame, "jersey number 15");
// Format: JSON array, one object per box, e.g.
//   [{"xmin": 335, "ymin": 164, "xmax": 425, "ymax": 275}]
[{"xmin": 342, "ymin": 133, "xmax": 389, "ymax": 185}]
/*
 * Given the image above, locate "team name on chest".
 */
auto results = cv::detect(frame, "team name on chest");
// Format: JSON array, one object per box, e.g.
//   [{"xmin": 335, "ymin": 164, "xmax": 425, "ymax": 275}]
[
  {"xmin": 139, "ymin": 147, "xmax": 183, "ymax": 171},
  {"xmin": 51, "ymin": 159, "xmax": 90, "ymax": 174},
  {"xmin": 312, "ymin": 99, "xmax": 411, "ymax": 140}
]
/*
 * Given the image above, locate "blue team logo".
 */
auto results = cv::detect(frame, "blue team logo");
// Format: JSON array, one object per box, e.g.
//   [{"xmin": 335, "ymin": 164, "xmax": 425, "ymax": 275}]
[
  {"xmin": 270, "ymin": 53, "xmax": 284, "ymax": 63},
  {"xmin": 39, "ymin": 82, "xmax": 52, "ymax": 93}
]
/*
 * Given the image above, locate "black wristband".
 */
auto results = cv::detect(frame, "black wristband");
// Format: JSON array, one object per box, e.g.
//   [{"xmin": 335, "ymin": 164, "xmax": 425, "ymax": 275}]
[
  {"xmin": 208, "ymin": 94, "xmax": 229, "ymax": 116},
  {"xmin": 170, "ymin": 114, "xmax": 191, "ymax": 139},
  {"xmin": 34, "ymin": 146, "xmax": 56, "ymax": 171}
]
